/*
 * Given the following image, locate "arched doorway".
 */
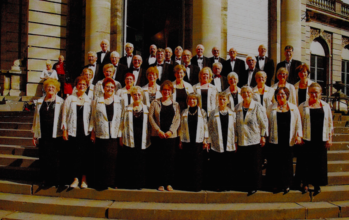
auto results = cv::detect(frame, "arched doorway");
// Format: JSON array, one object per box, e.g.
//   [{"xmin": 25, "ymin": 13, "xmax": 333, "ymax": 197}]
[
  {"xmin": 342, "ymin": 45, "xmax": 349, "ymax": 95},
  {"xmin": 310, "ymin": 38, "xmax": 329, "ymax": 95}
]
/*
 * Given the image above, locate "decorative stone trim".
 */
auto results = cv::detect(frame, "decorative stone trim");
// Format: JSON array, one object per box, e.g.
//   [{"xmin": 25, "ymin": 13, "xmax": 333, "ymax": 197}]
[
  {"xmin": 343, "ymin": 37, "xmax": 349, "ymax": 48},
  {"xmin": 310, "ymin": 27, "xmax": 332, "ymax": 53}
]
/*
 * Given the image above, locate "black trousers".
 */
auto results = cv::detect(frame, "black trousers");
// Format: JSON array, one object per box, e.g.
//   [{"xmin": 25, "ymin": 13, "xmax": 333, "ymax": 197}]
[
  {"xmin": 120, "ymin": 146, "xmax": 146, "ymax": 189},
  {"xmin": 210, "ymin": 150, "xmax": 237, "ymax": 191},
  {"xmin": 38, "ymin": 137, "xmax": 61, "ymax": 185}
]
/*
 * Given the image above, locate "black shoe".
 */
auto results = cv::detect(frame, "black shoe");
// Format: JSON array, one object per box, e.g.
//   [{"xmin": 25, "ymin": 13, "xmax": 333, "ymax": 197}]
[
  {"xmin": 301, "ymin": 185, "xmax": 308, "ymax": 194},
  {"xmin": 248, "ymin": 190, "xmax": 257, "ymax": 195},
  {"xmin": 284, "ymin": 187, "xmax": 290, "ymax": 194},
  {"xmin": 314, "ymin": 186, "xmax": 321, "ymax": 195}
]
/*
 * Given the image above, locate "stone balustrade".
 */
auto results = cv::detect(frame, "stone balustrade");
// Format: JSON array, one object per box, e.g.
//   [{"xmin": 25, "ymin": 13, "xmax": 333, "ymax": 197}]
[
  {"xmin": 307, "ymin": 0, "xmax": 349, "ymax": 16},
  {"xmin": 342, "ymin": 2, "xmax": 349, "ymax": 16}
]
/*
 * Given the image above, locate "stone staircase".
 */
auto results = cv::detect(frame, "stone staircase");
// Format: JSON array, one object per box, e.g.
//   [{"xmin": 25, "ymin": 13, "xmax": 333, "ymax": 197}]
[{"xmin": 0, "ymin": 111, "xmax": 348, "ymax": 219}]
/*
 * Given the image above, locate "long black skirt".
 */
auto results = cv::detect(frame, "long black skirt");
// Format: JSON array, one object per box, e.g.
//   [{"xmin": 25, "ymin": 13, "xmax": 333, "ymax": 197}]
[
  {"xmin": 210, "ymin": 150, "xmax": 236, "ymax": 191},
  {"xmin": 121, "ymin": 146, "xmax": 146, "ymax": 189},
  {"xmin": 94, "ymin": 138, "xmax": 118, "ymax": 188},
  {"xmin": 38, "ymin": 137, "xmax": 62, "ymax": 185},
  {"xmin": 296, "ymin": 140, "xmax": 328, "ymax": 186},
  {"xmin": 267, "ymin": 144, "xmax": 293, "ymax": 189},
  {"xmin": 151, "ymin": 137, "xmax": 176, "ymax": 187},
  {"xmin": 236, "ymin": 144, "xmax": 263, "ymax": 190},
  {"xmin": 178, "ymin": 142, "xmax": 204, "ymax": 192}
]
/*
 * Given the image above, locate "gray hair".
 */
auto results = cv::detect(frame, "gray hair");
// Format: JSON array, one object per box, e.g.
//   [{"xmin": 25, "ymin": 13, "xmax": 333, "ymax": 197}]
[
  {"xmin": 246, "ymin": 55, "xmax": 256, "ymax": 62},
  {"xmin": 110, "ymin": 51, "xmax": 120, "ymax": 58},
  {"xmin": 100, "ymin": 39, "xmax": 109, "ymax": 45},
  {"xmin": 125, "ymin": 42, "xmax": 134, "ymax": 48},
  {"xmin": 129, "ymin": 86, "xmax": 144, "ymax": 97},
  {"xmin": 241, "ymin": 86, "xmax": 252, "ymax": 93},
  {"xmin": 227, "ymin": 72, "xmax": 239, "ymax": 81},
  {"xmin": 196, "ymin": 44, "xmax": 205, "ymax": 50},
  {"xmin": 213, "ymin": 62, "xmax": 222, "ymax": 69},
  {"xmin": 165, "ymin": 47, "xmax": 173, "ymax": 53},
  {"xmin": 87, "ymin": 51, "xmax": 97, "ymax": 57}
]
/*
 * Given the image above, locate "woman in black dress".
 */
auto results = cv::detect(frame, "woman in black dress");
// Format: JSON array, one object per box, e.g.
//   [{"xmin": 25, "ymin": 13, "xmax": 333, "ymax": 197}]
[
  {"xmin": 90, "ymin": 78, "xmax": 123, "ymax": 189},
  {"xmin": 266, "ymin": 87, "xmax": 302, "ymax": 193},
  {"xmin": 208, "ymin": 92, "xmax": 237, "ymax": 191},
  {"xmin": 294, "ymin": 64, "xmax": 314, "ymax": 106},
  {"xmin": 297, "ymin": 83, "xmax": 333, "ymax": 194},
  {"xmin": 178, "ymin": 93, "xmax": 208, "ymax": 191},
  {"xmin": 119, "ymin": 86, "xmax": 151, "ymax": 189},
  {"xmin": 62, "ymin": 76, "xmax": 92, "ymax": 189},
  {"xmin": 32, "ymin": 79, "xmax": 64, "ymax": 187},
  {"xmin": 149, "ymin": 80, "xmax": 181, "ymax": 191},
  {"xmin": 172, "ymin": 65, "xmax": 194, "ymax": 112}
]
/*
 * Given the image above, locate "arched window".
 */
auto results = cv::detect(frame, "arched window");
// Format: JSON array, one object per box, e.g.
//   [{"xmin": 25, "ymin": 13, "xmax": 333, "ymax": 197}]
[
  {"xmin": 310, "ymin": 38, "xmax": 329, "ymax": 95},
  {"xmin": 342, "ymin": 46, "xmax": 349, "ymax": 95}
]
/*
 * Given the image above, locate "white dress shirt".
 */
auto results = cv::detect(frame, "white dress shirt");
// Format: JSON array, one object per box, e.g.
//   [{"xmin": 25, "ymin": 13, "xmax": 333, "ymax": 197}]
[
  {"xmin": 100, "ymin": 51, "xmax": 107, "ymax": 63},
  {"xmin": 197, "ymin": 56, "xmax": 203, "ymax": 70},
  {"xmin": 213, "ymin": 77, "xmax": 222, "ymax": 92},
  {"xmin": 258, "ymin": 56, "xmax": 265, "ymax": 70},
  {"xmin": 247, "ymin": 69, "xmax": 255, "ymax": 86},
  {"xmin": 213, "ymin": 57, "xmax": 219, "ymax": 63},
  {"xmin": 156, "ymin": 62, "xmax": 164, "ymax": 80},
  {"xmin": 185, "ymin": 63, "xmax": 191, "ymax": 80},
  {"xmin": 148, "ymin": 56, "xmax": 156, "ymax": 66},
  {"xmin": 88, "ymin": 63, "xmax": 97, "ymax": 82},
  {"xmin": 230, "ymin": 60, "xmax": 236, "ymax": 71},
  {"xmin": 126, "ymin": 55, "xmax": 133, "ymax": 68},
  {"xmin": 175, "ymin": 57, "xmax": 181, "ymax": 65},
  {"xmin": 285, "ymin": 59, "xmax": 292, "ymax": 74},
  {"xmin": 132, "ymin": 69, "xmax": 140, "ymax": 84}
]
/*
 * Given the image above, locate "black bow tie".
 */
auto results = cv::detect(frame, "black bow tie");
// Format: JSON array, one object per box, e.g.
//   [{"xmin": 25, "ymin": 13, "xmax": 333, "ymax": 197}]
[
  {"xmin": 150, "ymin": 55, "xmax": 155, "ymax": 58},
  {"xmin": 88, "ymin": 64, "xmax": 95, "ymax": 67},
  {"xmin": 198, "ymin": 57, "xmax": 203, "ymax": 60},
  {"xmin": 134, "ymin": 68, "xmax": 139, "ymax": 71},
  {"xmin": 185, "ymin": 65, "xmax": 191, "ymax": 68},
  {"xmin": 176, "ymin": 58, "xmax": 181, "ymax": 61},
  {"xmin": 231, "ymin": 59, "xmax": 236, "ymax": 62},
  {"xmin": 259, "ymin": 57, "xmax": 265, "ymax": 60},
  {"xmin": 114, "ymin": 65, "xmax": 118, "ymax": 68},
  {"xmin": 101, "ymin": 51, "xmax": 106, "ymax": 54},
  {"xmin": 127, "ymin": 55, "xmax": 132, "ymax": 58},
  {"xmin": 215, "ymin": 58, "xmax": 219, "ymax": 60},
  {"xmin": 157, "ymin": 64, "xmax": 163, "ymax": 67}
]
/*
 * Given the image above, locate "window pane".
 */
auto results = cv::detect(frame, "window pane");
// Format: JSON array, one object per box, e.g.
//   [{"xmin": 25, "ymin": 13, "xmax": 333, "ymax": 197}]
[
  {"xmin": 311, "ymin": 55, "xmax": 315, "ymax": 67},
  {"xmin": 317, "ymin": 56, "xmax": 325, "ymax": 68}
]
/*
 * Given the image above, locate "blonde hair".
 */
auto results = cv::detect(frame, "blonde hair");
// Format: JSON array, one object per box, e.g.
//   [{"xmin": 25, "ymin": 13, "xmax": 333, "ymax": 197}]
[
  {"xmin": 146, "ymin": 66, "xmax": 159, "ymax": 79},
  {"xmin": 81, "ymin": 68, "xmax": 94, "ymax": 78},
  {"xmin": 255, "ymin": 71, "xmax": 267, "ymax": 79},
  {"xmin": 218, "ymin": 91, "xmax": 230, "ymax": 102},
  {"xmin": 276, "ymin": 67, "xmax": 289, "ymax": 77},
  {"xmin": 199, "ymin": 67, "xmax": 213, "ymax": 83},
  {"xmin": 129, "ymin": 86, "xmax": 144, "ymax": 97},
  {"xmin": 103, "ymin": 63, "xmax": 115, "ymax": 73},
  {"xmin": 308, "ymin": 82, "xmax": 322, "ymax": 92},
  {"xmin": 43, "ymin": 79, "xmax": 61, "ymax": 93},
  {"xmin": 173, "ymin": 65, "xmax": 186, "ymax": 75},
  {"xmin": 46, "ymin": 60, "xmax": 52, "ymax": 65},
  {"xmin": 186, "ymin": 93, "xmax": 202, "ymax": 108}
]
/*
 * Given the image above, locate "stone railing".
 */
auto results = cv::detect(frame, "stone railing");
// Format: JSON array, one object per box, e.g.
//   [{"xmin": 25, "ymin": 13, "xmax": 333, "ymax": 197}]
[
  {"xmin": 308, "ymin": 0, "xmax": 336, "ymax": 12},
  {"xmin": 342, "ymin": 2, "xmax": 349, "ymax": 16}
]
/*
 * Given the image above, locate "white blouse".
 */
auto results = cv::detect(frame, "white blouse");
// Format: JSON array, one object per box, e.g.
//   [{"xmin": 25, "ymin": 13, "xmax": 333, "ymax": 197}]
[
  {"xmin": 223, "ymin": 87, "xmax": 242, "ymax": 110},
  {"xmin": 142, "ymin": 84, "xmax": 162, "ymax": 107},
  {"xmin": 252, "ymin": 85, "xmax": 275, "ymax": 110},
  {"xmin": 89, "ymin": 95, "xmax": 123, "ymax": 139},
  {"xmin": 61, "ymin": 94, "xmax": 92, "ymax": 137},
  {"xmin": 266, "ymin": 102, "xmax": 302, "ymax": 146},
  {"xmin": 235, "ymin": 100, "xmax": 268, "ymax": 146},
  {"xmin": 72, "ymin": 84, "xmax": 94, "ymax": 100},
  {"xmin": 32, "ymin": 95, "xmax": 64, "ymax": 139},
  {"xmin": 40, "ymin": 69, "xmax": 58, "ymax": 80},
  {"xmin": 193, "ymin": 83, "xmax": 218, "ymax": 114},
  {"xmin": 208, "ymin": 107, "xmax": 237, "ymax": 152},
  {"xmin": 94, "ymin": 79, "xmax": 122, "ymax": 99},
  {"xmin": 298, "ymin": 100, "xmax": 333, "ymax": 142},
  {"xmin": 179, "ymin": 107, "xmax": 208, "ymax": 143},
  {"xmin": 116, "ymin": 87, "xmax": 133, "ymax": 109},
  {"xmin": 172, "ymin": 81, "xmax": 194, "ymax": 101},
  {"xmin": 120, "ymin": 103, "xmax": 151, "ymax": 149},
  {"xmin": 271, "ymin": 82, "xmax": 297, "ymax": 105},
  {"xmin": 294, "ymin": 79, "xmax": 314, "ymax": 106}
]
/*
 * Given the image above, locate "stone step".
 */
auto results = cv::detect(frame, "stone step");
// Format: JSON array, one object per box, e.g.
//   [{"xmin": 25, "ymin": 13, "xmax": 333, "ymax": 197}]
[
  {"xmin": 0, "ymin": 112, "xmax": 34, "ymax": 117},
  {"xmin": 0, "ymin": 129, "xmax": 32, "ymax": 138},
  {"xmin": 342, "ymin": 116, "xmax": 349, "ymax": 121},
  {"xmin": 0, "ymin": 180, "xmax": 32, "ymax": 195},
  {"xmin": 328, "ymin": 151, "xmax": 349, "ymax": 161},
  {"xmin": 328, "ymin": 161, "xmax": 349, "ymax": 172},
  {"xmin": 334, "ymin": 127, "xmax": 349, "ymax": 134},
  {"xmin": 328, "ymin": 172, "xmax": 349, "ymax": 185},
  {"xmin": 333, "ymin": 134, "xmax": 349, "ymax": 142},
  {"xmin": 0, "ymin": 192, "xmax": 112, "ymax": 218},
  {"xmin": 334, "ymin": 113, "xmax": 342, "ymax": 121},
  {"xmin": 0, "ymin": 145, "xmax": 38, "ymax": 157},
  {"xmin": 330, "ymin": 142, "xmax": 349, "ymax": 151},
  {"xmin": 0, "ymin": 166, "xmax": 39, "ymax": 181},
  {"xmin": 0, "ymin": 136, "xmax": 34, "ymax": 147},
  {"xmin": 0, "ymin": 117, "xmax": 33, "ymax": 123},
  {"xmin": 334, "ymin": 121, "xmax": 347, "ymax": 127},
  {"xmin": 0, "ymin": 122, "xmax": 32, "ymax": 130},
  {"xmin": 1, "ymin": 212, "xmax": 110, "ymax": 220},
  {"xmin": 0, "ymin": 154, "xmax": 38, "ymax": 168}
]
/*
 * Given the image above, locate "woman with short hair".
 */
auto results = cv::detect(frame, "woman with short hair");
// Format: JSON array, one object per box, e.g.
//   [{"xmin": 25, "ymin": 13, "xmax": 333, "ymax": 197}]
[
  {"xmin": 149, "ymin": 80, "xmax": 181, "ymax": 191},
  {"xmin": 72, "ymin": 68, "xmax": 94, "ymax": 100},
  {"xmin": 32, "ymin": 79, "xmax": 64, "ymax": 187},
  {"xmin": 116, "ymin": 73, "xmax": 136, "ymax": 108},
  {"xmin": 178, "ymin": 93, "xmax": 208, "ymax": 191},
  {"xmin": 193, "ymin": 67, "xmax": 218, "ymax": 115},
  {"xmin": 90, "ymin": 78, "xmax": 123, "ymax": 189},
  {"xmin": 294, "ymin": 64, "xmax": 314, "ymax": 106},
  {"xmin": 297, "ymin": 83, "xmax": 333, "ymax": 194},
  {"xmin": 208, "ymin": 92, "xmax": 237, "ymax": 191},
  {"xmin": 172, "ymin": 65, "xmax": 194, "ymax": 112},
  {"xmin": 235, "ymin": 86, "xmax": 268, "ymax": 195},
  {"xmin": 142, "ymin": 67, "xmax": 162, "ymax": 107},
  {"xmin": 252, "ymin": 71, "xmax": 275, "ymax": 110},
  {"xmin": 223, "ymin": 72, "xmax": 242, "ymax": 110},
  {"xmin": 62, "ymin": 76, "xmax": 92, "ymax": 189},
  {"xmin": 119, "ymin": 86, "xmax": 151, "ymax": 189},
  {"xmin": 271, "ymin": 68, "xmax": 296, "ymax": 105},
  {"xmin": 266, "ymin": 87, "xmax": 302, "ymax": 193},
  {"xmin": 94, "ymin": 63, "xmax": 122, "ymax": 99}
]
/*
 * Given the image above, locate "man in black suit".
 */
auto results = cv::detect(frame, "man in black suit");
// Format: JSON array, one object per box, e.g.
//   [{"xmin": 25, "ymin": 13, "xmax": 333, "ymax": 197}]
[
  {"xmin": 119, "ymin": 42, "xmax": 134, "ymax": 69},
  {"xmin": 150, "ymin": 49, "xmax": 173, "ymax": 85},
  {"xmin": 83, "ymin": 51, "xmax": 101, "ymax": 85},
  {"xmin": 165, "ymin": 47, "xmax": 175, "ymax": 65},
  {"xmin": 209, "ymin": 47, "xmax": 226, "ymax": 67},
  {"xmin": 125, "ymin": 55, "xmax": 146, "ymax": 87},
  {"xmin": 110, "ymin": 51, "xmax": 127, "ymax": 86},
  {"xmin": 172, "ymin": 46, "xmax": 183, "ymax": 65},
  {"xmin": 96, "ymin": 39, "xmax": 111, "ymax": 67},
  {"xmin": 191, "ymin": 44, "xmax": 211, "ymax": 70},
  {"xmin": 275, "ymin": 45, "xmax": 302, "ymax": 85},
  {"xmin": 255, "ymin": 44, "xmax": 275, "ymax": 87},
  {"xmin": 211, "ymin": 62, "xmax": 228, "ymax": 92},
  {"xmin": 222, "ymin": 47, "xmax": 245, "ymax": 77},
  {"xmin": 239, "ymin": 55, "xmax": 260, "ymax": 88},
  {"xmin": 182, "ymin": 49, "xmax": 200, "ymax": 85},
  {"xmin": 142, "ymin": 44, "xmax": 157, "ymax": 70}
]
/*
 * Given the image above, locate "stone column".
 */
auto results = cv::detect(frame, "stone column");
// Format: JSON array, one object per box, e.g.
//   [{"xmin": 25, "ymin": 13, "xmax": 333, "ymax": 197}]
[
  {"xmin": 192, "ymin": 0, "xmax": 221, "ymax": 57},
  {"xmin": 110, "ymin": 0, "xmax": 124, "ymax": 55},
  {"xmin": 281, "ymin": 0, "xmax": 301, "ymax": 60},
  {"xmin": 85, "ymin": 0, "xmax": 111, "ymax": 63}
]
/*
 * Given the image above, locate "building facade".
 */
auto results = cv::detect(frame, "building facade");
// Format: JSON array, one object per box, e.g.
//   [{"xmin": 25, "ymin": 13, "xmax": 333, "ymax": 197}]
[{"xmin": 0, "ymin": 0, "xmax": 349, "ymax": 97}]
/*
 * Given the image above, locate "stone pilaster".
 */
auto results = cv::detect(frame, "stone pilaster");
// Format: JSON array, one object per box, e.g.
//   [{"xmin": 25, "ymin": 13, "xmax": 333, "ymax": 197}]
[
  {"xmin": 192, "ymin": 0, "xmax": 221, "ymax": 57},
  {"xmin": 281, "ymin": 0, "xmax": 302, "ymax": 60},
  {"xmin": 221, "ymin": 0, "xmax": 228, "ymax": 59},
  {"xmin": 85, "ymin": 0, "xmax": 111, "ymax": 62},
  {"xmin": 110, "ymin": 0, "xmax": 124, "ymax": 55},
  {"xmin": 269, "ymin": 0, "xmax": 281, "ymax": 66}
]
